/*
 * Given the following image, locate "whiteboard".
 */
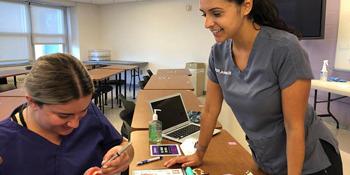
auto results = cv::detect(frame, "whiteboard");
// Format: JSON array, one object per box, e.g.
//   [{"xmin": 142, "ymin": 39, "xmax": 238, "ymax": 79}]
[{"xmin": 335, "ymin": 0, "xmax": 350, "ymax": 71}]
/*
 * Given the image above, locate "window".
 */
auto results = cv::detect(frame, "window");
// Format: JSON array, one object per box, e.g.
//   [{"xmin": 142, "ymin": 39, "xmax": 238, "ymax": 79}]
[
  {"xmin": 31, "ymin": 5, "xmax": 66, "ymax": 59},
  {"xmin": 34, "ymin": 44, "xmax": 63, "ymax": 59},
  {"xmin": 0, "ymin": 1, "xmax": 29, "ymax": 63},
  {"xmin": 0, "ymin": 1, "xmax": 67, "ymax": 65}
]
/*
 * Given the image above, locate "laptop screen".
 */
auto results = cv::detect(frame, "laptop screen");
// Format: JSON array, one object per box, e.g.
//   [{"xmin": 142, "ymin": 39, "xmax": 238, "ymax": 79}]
[{"xmin": 150, "ymin": 94, "xmax": 189, "ymax": 130}]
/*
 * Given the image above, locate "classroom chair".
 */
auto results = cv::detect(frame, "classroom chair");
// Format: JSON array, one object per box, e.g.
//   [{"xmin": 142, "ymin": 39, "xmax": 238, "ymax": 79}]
[
  {"xmin": 138, "ymin": 80, "xmax": 146, "ymax": 90},
  {"xmin": 118, "ymin": 94, "xmax": 135, "ymax": 140},
  {"xmin": 143, "ymin": 75, "xmax": 150, "ymax": 84},
  {"xmin": 147, "ymin": 69, "xmax": 153, "ymax": 77}
]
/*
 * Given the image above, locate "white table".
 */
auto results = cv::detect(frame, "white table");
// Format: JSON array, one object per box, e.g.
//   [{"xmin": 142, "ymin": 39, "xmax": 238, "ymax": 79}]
[{"xmin": 311, "ymin": 80, "xmax": 350, "ymax": 128}]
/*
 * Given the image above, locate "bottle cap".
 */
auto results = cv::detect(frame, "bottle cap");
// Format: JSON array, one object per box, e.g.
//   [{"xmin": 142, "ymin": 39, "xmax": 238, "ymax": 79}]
[{"xmin": 152, "ymin": 109, "xmax": 161, "ymax": 120}]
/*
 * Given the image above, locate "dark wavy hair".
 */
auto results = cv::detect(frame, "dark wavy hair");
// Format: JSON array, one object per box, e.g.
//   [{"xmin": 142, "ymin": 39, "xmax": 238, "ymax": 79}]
[{"xmin": 228, "ymin": 0, "xmax": 302, "ymax": 38}]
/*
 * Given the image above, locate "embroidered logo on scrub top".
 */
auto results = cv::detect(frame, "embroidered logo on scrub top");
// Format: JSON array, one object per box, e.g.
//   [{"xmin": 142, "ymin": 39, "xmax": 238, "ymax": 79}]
[{"xmin": 215, "ymin": 68, "xmax": 232, "ymax": 75}]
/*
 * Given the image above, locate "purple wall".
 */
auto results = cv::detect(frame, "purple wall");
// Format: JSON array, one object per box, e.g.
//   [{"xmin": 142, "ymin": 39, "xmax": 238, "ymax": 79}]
[{"xmin": 302, "ymin": 0, "xmax": 350, "ymax": 128}]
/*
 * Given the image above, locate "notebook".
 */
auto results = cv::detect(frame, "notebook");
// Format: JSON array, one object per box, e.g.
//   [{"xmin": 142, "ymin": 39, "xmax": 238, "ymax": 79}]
[{"xmin": 149, "ymin": 93, "xmax": 220, "ymax": 143}]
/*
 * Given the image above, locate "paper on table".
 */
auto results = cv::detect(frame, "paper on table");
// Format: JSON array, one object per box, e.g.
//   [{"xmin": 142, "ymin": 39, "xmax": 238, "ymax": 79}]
[{"xmin": 133, "ymin": 169, "xmax": 184, "ymax": 175}]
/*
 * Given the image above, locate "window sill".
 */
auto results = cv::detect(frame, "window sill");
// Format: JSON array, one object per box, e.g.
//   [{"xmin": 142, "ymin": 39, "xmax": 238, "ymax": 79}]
[{"xmin": 0, "ymin": 61, "xmax": 31, "ymax": 68}]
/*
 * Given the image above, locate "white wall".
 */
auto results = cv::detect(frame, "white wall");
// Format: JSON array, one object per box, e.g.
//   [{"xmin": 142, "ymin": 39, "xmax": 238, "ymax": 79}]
[
  {"xmin": 72, "ymin": 0, "xmax": 350, "ymax": 127},
  {"xmin": 67, "ymin": 5, "xmax": 80, "ymax": 58},
  {"xmin": 98, "ymin": 0, "xmax": 214, "ymax": 71},
  {"xmin": 335, "ymin": 0, "xmax": 350, "ymax": 71},
  {"xmin": 70, "ymin": 3, "xmax": 102, "ymax": 60}
]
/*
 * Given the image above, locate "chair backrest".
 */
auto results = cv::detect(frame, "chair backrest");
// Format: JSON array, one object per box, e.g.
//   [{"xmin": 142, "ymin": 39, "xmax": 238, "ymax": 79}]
[
  {"xmin": 120, "ymin": 109, "xmax": 133, "ymax": 128},
  {"xmin": 118, "ymin": 94, "xmax": 135, "ymax": 112},
  {"xmin": 120, "ymin": 117, "xmax": 132, "ymax": 139},
  {"xmin": 118, "ymin": 94, "xmax": 135, "ymax": 139},
  {"xmin": 139, "ymin": 80, "xmax": 146, "ymax": 90},
  {"xmin": 147, "ymin": 69, "xmax": 153, "ymax": 77},
  {"xmin": 143, "ymin": 75, "xmax": 150, "ymax": 83}
]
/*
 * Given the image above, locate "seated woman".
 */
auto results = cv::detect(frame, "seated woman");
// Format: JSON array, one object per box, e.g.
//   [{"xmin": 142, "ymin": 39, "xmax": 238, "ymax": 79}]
[{"xmin": 0, "ymin": 53, "xmax": 133, "ymax": 175}]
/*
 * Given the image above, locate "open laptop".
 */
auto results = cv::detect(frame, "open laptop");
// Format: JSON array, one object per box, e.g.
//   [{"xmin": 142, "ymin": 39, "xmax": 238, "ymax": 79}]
[{"xmin": 149, "ymin": 93, "xmax": 221, "ymax": 143}]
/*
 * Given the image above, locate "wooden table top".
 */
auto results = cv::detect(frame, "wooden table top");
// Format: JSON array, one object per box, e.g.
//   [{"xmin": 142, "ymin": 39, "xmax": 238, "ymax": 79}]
[
  {"xmin": 0, "ymin": 88, "xmax": 26, "ymax": 97},
  {"xmin": 88, "ymin": 68, "xmax": 123, "ymax": 81},
  {"xmin": 83, "ymin": 60, "xmax": 148, "ymax": 67},
  {"xmin": 101, "ymin": 65, "xmax": 138, "ymax": 70},
  {"xmin": 0, "ymin": 69, "xmax": 30, "ymax": 78},
  {"xmin": 129, "ymin": 130, "xmax": 265, "ymax": 175},
  {"xmin": 131, "ymin": 90, "xmax": 221, "ymax": 130},
  {"xmin": 157, "ymin": 69, "xmax": 192, "ymax": 76},
  {"xmin": 0, "ymin": 97, "xmax": 26, "ymax": 121},
  {"xmin": 144, "ymin": 75, "xmax": 194, "ymax": 91}
]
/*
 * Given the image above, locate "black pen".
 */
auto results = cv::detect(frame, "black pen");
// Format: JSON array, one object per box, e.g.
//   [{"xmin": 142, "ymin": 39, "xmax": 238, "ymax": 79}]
[{"xmin": 136, "ymin": 156, "xmax": 162, "ymax": 166}]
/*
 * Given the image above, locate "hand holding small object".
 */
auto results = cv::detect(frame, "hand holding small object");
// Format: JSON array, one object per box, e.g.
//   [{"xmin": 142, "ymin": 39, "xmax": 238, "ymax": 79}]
[{"xmin": 102, "ymin": 142, "xmax": 132, "ymax": 167}]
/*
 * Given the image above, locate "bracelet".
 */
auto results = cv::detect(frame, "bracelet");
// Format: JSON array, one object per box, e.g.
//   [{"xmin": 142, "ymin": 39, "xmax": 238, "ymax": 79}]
[{"xmin": 195, "ymin": 142, "xmax": 208, "ymax": 153}]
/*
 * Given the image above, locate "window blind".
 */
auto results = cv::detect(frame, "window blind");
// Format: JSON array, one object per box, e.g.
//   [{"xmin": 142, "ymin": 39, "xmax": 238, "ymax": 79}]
[
  {"xmin": 0, "ymin": 1, "xmax": 67, "ymax": 65},
  {"xmin": 0, "ymin": 1, "xmax": 29, "ymax": 63}
]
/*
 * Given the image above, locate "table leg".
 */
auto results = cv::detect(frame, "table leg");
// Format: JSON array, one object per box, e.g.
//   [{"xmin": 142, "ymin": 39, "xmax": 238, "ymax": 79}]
[
  {"xmin": 14, "ymin": 76, "xmax": 17, "ymax": 88},
  {"xmin": 317, "ymin": 92, "xmax": 340, "ymax": 129},
  {"xmin": 133, "ymin": 68, "xmax": 136, "ymax": 99},
  {"xmin": 104, "ymin": 79, "xmax": 108, "ymax": 105},
  {"xmin": 137, "ymin": 67, "xmax": 141, "ymax": 81},
  {"xmin": 124, "ymin": 70, "xmax": 127, "ymax": 98},
  {"xmin": 313, "ymin": 90, "xmax": 318, "ymax": 111},
  {"xmin": 115, "ymin": 74, "xmax": 119, "ymax": 100},
  {"xmin": 98, "ymin": 81, "xmax": 104, "ymax": 114},
  {"xmin": 119, "ymin": 73, "xmax": 122, "ymax": 108}
]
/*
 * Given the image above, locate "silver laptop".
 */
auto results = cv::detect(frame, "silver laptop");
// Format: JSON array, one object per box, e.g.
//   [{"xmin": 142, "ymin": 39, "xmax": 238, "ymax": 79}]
[{"xmin": 149, "ymin": 93, "xmax": 221, "ymax": 143}]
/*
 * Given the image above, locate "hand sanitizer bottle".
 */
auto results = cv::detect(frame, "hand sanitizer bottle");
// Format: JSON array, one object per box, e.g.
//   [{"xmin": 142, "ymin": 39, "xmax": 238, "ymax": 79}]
[
  {"xmin": 320, "ymin": 60, "xmax": 328, "ymax": 81},
  {"xmin": 149, "ymin": 109, "xmax": 162, "ymax": 144}
]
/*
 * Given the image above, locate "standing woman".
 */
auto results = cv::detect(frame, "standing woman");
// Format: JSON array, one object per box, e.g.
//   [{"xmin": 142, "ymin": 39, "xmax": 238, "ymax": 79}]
[
  {"xmin": 0, "ymin": 53, "xmax": 133, "ymax": 175},
  {"xmin": 165, "ymin": 0, "xmax": 342, "ymax": 174}
]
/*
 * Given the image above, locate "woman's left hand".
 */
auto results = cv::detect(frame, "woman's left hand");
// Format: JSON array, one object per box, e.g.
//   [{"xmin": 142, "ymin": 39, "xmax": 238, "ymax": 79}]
[
  {"xmin": 84, "ymin": 166, "xmax": 102, "ymax": 175},
  {"xmin": 100, "ymin": 145, "xmax": 131, "ymax": 175}
]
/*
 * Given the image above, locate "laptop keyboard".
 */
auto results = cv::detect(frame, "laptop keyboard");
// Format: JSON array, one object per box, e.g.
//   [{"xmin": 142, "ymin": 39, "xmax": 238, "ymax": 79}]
[{"xmin": 167, "ymin": 125, "xmax": 200, "ymax": 139}]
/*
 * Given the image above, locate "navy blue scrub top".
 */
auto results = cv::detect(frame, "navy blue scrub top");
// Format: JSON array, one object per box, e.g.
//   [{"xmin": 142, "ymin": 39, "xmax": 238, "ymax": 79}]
[
  {"xmin": 207, "ymin": 26, "xmax": 339, "ymax": 174},
  {"xmin": 0, "ymin": 103, "xmax": 123, "ymax": 175}
]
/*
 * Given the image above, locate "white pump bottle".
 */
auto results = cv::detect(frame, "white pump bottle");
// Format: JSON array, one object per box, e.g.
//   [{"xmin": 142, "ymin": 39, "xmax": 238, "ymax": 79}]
[{"xmin": 320, "ymin": 60, "xmax": 328, "ymax": 81}]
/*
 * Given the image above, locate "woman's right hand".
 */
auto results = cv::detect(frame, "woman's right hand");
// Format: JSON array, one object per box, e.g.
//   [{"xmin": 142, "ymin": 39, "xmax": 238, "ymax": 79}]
[{"xmin": 164, "ymin": 152, "xmax": 203, "ymax": 168}]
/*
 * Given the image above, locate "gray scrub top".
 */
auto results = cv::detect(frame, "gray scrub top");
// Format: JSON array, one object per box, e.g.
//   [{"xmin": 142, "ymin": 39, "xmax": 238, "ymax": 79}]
[{"xmin": 207, "ymin": 26, "xmax": 339, "ymax": 175}]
